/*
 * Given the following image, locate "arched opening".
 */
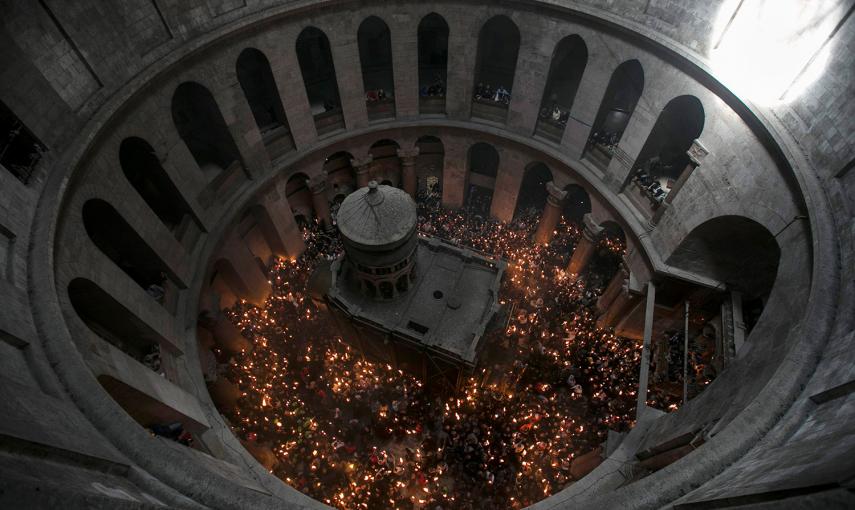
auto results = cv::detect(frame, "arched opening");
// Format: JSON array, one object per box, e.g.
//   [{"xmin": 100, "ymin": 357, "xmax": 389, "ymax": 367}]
[
  {"xmin": 418, "ymin": 13, "xmax": 449, "ymax": 114},
  {"xmin": 379, "ymin": 280, "xmax": 394, "ymax": 300},
  {"xmin": 592, "ymin": 220, "xmax": 626, "ymax": 285},
  {"xmin": 584, "ymin": 60, "xmax": 644, "ymax": 170},
  {"xmin": 0, "ymin": 99, "xmax": 46, "ymax": 184},
  {"xmin": 358, "ymin": 16, "xmax": 395, "ymax": 121},
  {"xmin": 82, "ymin": 199, "xmax": 182, "ymax": 310},
  {"xmin": 465, "ymin": 142, "xmax": 499, "ymax": 216},
  {"xmin": 119, "ymin": 137, "xmax": 202, "ymax": 249},
  {"xmin": 514, "ymin": 162, "xmax": 553, "ymax": 219},
  {"xmin": 416, "ymin": 136, "xmax": 445, "ymax": 197},
  {"xmin": 562, "ymin": 184, "xmax": 591, "ymax": 225},
  {"xmin": 369, "ymin": 139, "xmax": 401, "ymax": 186},
  {"xmin": 667, "ymin": 216, "xmax": 779, "ymax": 311},
  {"xmin": 236, "ymin": 48, "xmax": 295, "ymax": 159},
  {"xmin": 324, "ymin": 151, "xmax": 356, "ymax": 200},
  {"xmin": 68, "ymin": 278, "xmax": 179, "ymax": 365},
  {"xmin": 285, "ymin": 172, "xmax": 313, "ymax": 225},
  {"xmin": 296, "ymin": 27, "xmax": 344, "ymax": 134},
  {"xmin": 209, "ymin": 259, "xmax": 246, "ymax": 310},
  {"xmin": 472, "ymin": 16, "xmax": 520, "ymax": 122},
  {"xmin": 535, "ymin": 35, "xmax": 588, "ymax": 142},
  {"xmin": 171, "ymin": 82, "xmax": 244, "ymax": 207},
  {"xmin": 627, "ymin": 95, "xmax": 704, "ymax": 213}
]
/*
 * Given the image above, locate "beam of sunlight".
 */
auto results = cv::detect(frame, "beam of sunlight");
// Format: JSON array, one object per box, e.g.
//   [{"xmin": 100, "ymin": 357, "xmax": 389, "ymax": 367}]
[{"xmin": 710, "ymin": 0, "xmax": 845, "ymax": 106}]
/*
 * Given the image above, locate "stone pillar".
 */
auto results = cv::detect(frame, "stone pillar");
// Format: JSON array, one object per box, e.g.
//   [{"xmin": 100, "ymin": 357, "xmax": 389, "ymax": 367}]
[
  {"xmin": 397, "ymin": 147, "xmax": 419, "ymax": 198},
  {"xmin": 534, "ymin": 182, "xmax": 567, "ymax": 244},
  {"xmin": 597, "ymin": 264, "xmax": 628, "ymax": 315},
  {"xmin": 650, "ymin": 139, "xmax": 708, "ymax": 226},
  {"xmin": 221, "ymin": 232, "xmax": 270, "ymax": 306},
  {"xmin": 566, "ymin": 214, "xmax": 605, "ymax": 278},
  {"xmin": 597, "ymin": 286, "xmax": 642, "ymax": 330},
  {"xmin": 309, "ymin": 172, "xmax": 332, "ymax": 229},
  {"xmin": 351, "ymin": 155, "xmax": 374, "ymax": 188},
  {"xmin": 259, "ymin": 183, "xmax": 305, "ymax": 258},
  {"xmin": 636, "ymin": 281, "xmax": 657, "ymax": 419}
]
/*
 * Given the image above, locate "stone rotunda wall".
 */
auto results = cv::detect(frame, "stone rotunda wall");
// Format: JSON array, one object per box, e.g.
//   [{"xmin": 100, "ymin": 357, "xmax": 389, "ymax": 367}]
[{"xmin": 0, "ymin": 1, "xmax": 852, "ymax": 508}]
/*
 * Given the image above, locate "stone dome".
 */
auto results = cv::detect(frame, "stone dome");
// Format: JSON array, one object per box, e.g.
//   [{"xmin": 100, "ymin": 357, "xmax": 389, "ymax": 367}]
[{"xmin": 336, "ymin": 181, "xmax": 417, "ymax": 250}]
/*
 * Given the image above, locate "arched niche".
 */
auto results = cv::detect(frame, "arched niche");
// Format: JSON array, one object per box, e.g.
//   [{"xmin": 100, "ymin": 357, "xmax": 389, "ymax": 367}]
[
  {"xmin": 562, "ymin": 184, "xmax": 591, "ymax": 225},
  {"xmin": 584, "ymin": 60, "xmax": 644, "ymax": 169},
  {"xmin": 285, "ymin": 172, "xmax": 313, "ymax": 221},
  {"xmin": 667, "ymin": 216, "xmax": 779, "ymax": 302},
  {"xmin": 358, "ymin": 16, "xmax": 396, "ymax": 120},
  {"xmin": 119, "ymin": 137, "xmax": 202, "ymax": 249},
  {"xmin": 236, "ymin": 48, "xmax": 295, "ymax": 158},
  {"xmin": 535, "ymin": 35, "xmax": 588, "ymax": 142},
  {"xmin": 416, "ymin": 136, "xmax": 445, "ymax": 194},
  {"xmin": 68, "ymin": 277, "xmax": 179, "ymax": 363},
  {"xmin": 369, "ymin": 139, "xmax": 401, "ymax": 185},
  {"xmin": 324, "ymin": 151, "xmax": 356, "ymax": 199},
  {"xmin": 514, "ymin": 162, "xmax": 553, "ymax": 218},
  {"xmin": 296, "ymin": 27, "xmax": 344, "ymax": 134},
  {"xmin": 471, "ymin": 15, "xmax": 520, "ymax": 122},
  {"xmin": 418, "ymin": 13, "xmax": 449, "ymax": 114},
  {"xmin": 82, "ymin": 199, "xmax": 182, "ymax": 309},
  {"xmin": 466, "ymin": 142, "xmax": 500, "ymax": 215},
  {"xmin": 627, "ymin": 95, "xmax": 704, "ymax": 212}
]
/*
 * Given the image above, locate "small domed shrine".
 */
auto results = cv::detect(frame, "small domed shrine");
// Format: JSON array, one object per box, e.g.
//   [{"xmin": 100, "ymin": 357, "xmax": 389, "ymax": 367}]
[{"xmin": 313, "ymin": 181, "xmax": 506, "ymax": 392}]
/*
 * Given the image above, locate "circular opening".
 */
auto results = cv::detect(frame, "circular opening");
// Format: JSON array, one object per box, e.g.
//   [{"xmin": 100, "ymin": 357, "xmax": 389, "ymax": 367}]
[{"xmin": 433, "ymin": 290, "xmax": 444, "ymax": 299}]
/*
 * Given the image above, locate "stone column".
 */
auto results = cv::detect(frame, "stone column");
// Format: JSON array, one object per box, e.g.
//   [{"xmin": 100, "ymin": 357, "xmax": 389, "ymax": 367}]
[
  {"xmin": 397, "ymin": 147, "xmax": 420, "ymax": 199},
  {"xmin": 636, "ymin": 281, "xmax": 657, "ymax": 420},
  {"xmin": 533, "ymin": 181, "xmax": 567, "ymax": 244},
  {"xmin": 309, "ymin": 172, "xmax": 332, "ymax": 229},
  {"xmin": 259, "ymin": 183, "xmax": 305, "ymax": 258},
  {"xmin": 221, "ymin": 231, "xmax": 271, "ymax": 306},
  {"xmin": 351, "ymin": 155, "xmax": 374, "ymax": 188},
  {"xmin": 566, "ymin": 214, "xmax": 605, "ymax": 278},
  {"xmin": 597, "ymin": 263, "xmax": 628, "ymax": 315},
  {"xmin": 597, "ymin": 286, "xmax": 642, "ymax": 331},
  {"xmin": 650, "ymin": 139, "xmax": 708, "ymax": 226}
]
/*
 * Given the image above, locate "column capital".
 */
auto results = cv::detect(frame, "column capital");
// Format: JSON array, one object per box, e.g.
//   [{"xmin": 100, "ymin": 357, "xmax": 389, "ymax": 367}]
[
  {"xmin": 545, "ymin": 181, "xmax": 567, "ymax": 206},
  {"xmin": 581, "ymin": 213, "xmax": 604, "ymax": 240},
  {"xmin": 687, "ymin": 138, "xmax": 709, "ymax": 166},
  {"xmin": 397, "ymin": 147, "xmax": 420, "ymax": 163},
  {"xmin": 350, "ymin": 155, "xmax": 374, "ymax": 170},
  {"xmin": 308, "ymin": 172, "xmax": 328, "ymax": 194}
]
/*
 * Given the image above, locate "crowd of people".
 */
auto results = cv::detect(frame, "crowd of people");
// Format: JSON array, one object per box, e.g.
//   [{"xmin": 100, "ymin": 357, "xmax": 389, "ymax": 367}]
[
  {"xmin": 216, "ymin": 191, "xmax": 701, "ymax": 509},
  {"xmin": 474, "ymin": 83, "xmax": 511, "ymax": 105}
]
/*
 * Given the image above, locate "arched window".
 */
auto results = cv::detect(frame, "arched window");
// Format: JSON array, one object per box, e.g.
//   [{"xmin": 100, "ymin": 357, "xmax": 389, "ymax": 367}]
[
  {"xmin": 514, "ymin": 162, "xmax": 553, "ymax": 218},
  {"xmin": 562, "ymin": 184, "xmax": 591, "ymax": 224},
  {"xmin": 0, "ymin": 100, "xmax": 46, "ymax": 184},
  {"xmin": 171, "ymin": 82, "xmax": 244, "ymax": 206},
  {"xmin": 416, "ymin": 136, "xmax": 445, "ymax": 194},
  {"xmin": 236, "ymin": 48, "xmax": 294, "ymax": 159},
  {"xmin": 418, "ymin": 13, "xmax": 449, "ymax": 114},
  {"xmin": 628, "ymin": 95, "xmax": 704, "ymax": 212},
  {"xmin": 472, "ymin": 16, "xmax": 520, "ymax": 122},
  {"xmin": 296, "ymin": 27, "xmax": 344, "ymax": 134},
  {"xmin": 119, "ymin": 137, "xmax": 201, "ymax": 248},
  {"xmin": 358, "ymin": 16, "xmax": 396, "ymax": 121},
  {"xmin": 535, "ymin": 35, "xmax": 588, "ymax": 142},
  {"xmin": 82, "ymin": 199, "xmax": 182, "ymax": 309},
  {"xmin": 369, "ymin": 139, "xmax": 401, "ymax": 186},
  {"xmin": 585, "ymin": 60, "xmax": 644, "ymax": 169},
  {"xmin": 466, "ymin": 143, "xmax": 499, "ymax": 215}
]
